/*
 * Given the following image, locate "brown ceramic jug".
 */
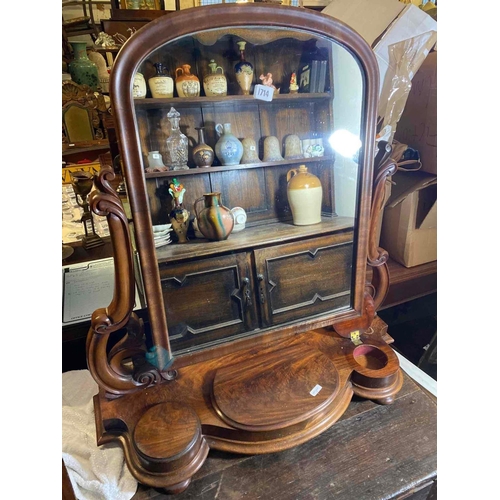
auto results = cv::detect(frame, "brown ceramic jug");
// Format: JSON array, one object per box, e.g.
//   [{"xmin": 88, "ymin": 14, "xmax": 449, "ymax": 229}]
[{"xmin": 175, "ymin": 64, "xmax": 200, "ymax": 97}]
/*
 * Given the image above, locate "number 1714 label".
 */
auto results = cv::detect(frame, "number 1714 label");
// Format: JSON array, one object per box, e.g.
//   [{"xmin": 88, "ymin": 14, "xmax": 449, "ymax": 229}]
[{"xmin": 253, "ymin": 84, "xmax": 274, "ymax": 102}]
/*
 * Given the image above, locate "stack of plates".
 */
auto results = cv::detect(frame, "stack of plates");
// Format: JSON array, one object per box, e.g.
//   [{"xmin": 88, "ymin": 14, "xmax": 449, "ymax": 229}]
[{"xmin": 153, "ymin": 224, "xmax": 173, "ymax": 248}]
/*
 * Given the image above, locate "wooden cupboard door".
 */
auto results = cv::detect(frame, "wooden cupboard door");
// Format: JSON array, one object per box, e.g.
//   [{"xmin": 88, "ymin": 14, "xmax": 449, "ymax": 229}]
[
  {"xmin": 159, "ymin": 252, "xmax": 258, "ymax": 353},
  {"xmin": 254, "ymin": 232, "xmax": 354, "ymax": 327}
]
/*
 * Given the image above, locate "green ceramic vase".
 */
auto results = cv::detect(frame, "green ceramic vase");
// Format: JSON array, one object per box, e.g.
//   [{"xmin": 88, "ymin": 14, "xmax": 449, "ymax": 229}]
[{"xmin": 68, "ymin": 41, "xmax": 99, "ymax": 91}]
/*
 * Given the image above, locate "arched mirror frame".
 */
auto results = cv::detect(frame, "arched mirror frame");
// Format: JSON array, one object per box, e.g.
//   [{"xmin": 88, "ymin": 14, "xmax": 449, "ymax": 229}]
[
  {"xmin": 107, "ymin": 4, "xmax": 379, "ymax": 355},
  {"xmin": 86, "ymin": 6, "xmax": 401, "ymax": 492}
]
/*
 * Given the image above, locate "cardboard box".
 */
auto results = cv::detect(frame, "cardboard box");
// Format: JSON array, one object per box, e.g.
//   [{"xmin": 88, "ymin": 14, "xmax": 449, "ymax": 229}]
[
  {"xmin": 394, "ymin": 51, "xmax": 437, "ymax": 175},
  {"xmin": 321, "ymin": 0, "xmax": 437, "ymax": 94},
  {"xmin": 380, "ymin": 170, "xmax": 436, "ymax": 268}
]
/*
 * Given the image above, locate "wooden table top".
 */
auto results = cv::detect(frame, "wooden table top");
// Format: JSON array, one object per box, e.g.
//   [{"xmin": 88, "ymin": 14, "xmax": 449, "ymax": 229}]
[{"xmin": 131, "ymin": 372, "xmax": 437, "ymax": 499}]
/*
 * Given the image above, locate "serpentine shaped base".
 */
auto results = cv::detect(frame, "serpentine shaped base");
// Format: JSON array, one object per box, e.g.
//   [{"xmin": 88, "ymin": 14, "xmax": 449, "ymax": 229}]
[{"xmin": 94, "ymin": 318, "xmax": 402, "ymax": 493}]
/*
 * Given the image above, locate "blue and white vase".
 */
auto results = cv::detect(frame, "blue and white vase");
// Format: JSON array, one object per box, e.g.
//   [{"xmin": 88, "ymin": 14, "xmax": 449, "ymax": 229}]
[{"xmin": 214, "ymin": 123, "xmax": 243, "ymax": 166}]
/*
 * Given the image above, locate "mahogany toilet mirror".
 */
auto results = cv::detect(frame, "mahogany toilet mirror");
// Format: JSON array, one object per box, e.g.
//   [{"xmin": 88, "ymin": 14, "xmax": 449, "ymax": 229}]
[{"xmin": 87, "ymin": 4, "xmax": 400, "ymax": 493}]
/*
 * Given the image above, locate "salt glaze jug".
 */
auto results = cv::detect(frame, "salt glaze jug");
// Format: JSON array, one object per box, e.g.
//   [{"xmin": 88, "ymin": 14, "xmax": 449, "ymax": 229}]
[
  {"xmin": 194, "ymin": 192, "xmax": 234, "ymax": 241},
  {"xmin": 149, "ymin": 63, "xmax": 174, "ymax": 98},
  {"xmin": 203, "ymin": 60, "xmax": 227, "ymax": 97},
  {"xmin": 215, "ymin": 123, "xmax": 243, "ymax": 166},
  {"xmin": 286, "ymin": 165, "xmax": 323, "ymax": 226},
  {"xmin": 175, "ymin": 64, "xmax": 200, "ymax": 97}
]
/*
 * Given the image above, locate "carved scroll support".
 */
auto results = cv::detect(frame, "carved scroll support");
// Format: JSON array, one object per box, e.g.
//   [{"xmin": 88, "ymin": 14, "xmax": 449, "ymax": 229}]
[
  {"xmin": 86, "ymin": 166, "xmax": 163, "ymax": 396},
  {"xmin": 366, "ymin": 141, "xmax": 398, "ymax": 310}
]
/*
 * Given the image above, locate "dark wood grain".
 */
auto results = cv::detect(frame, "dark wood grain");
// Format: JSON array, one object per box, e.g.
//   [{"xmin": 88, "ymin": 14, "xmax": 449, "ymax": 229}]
[
  {"xmin": 130, "ymin": 373, "xmax": 436, "ymax": 500},
  {"xmin": 154, "ymin": 218, "xmax": 353, "ymax": 264},
  {"xmin": 83, "ymin": 4, "xmax": 400, "ymax": 494}
]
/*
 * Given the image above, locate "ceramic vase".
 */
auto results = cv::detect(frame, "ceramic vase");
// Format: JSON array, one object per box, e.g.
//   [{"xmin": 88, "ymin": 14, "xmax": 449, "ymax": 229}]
[
  {"xmin": 149, "ymin": 63, "xmax": 174, "ymax": 98},
  {"xmin": 234, "ymin": 41, "xmax": 254, "ymax": 95},
  {"xmin": 68, "ymin": 41, "xmax": 99, "ymax": 91},
  {"xmin": 240, "ymin": 138, "xmax": 261, "ymax": 164},
  {"xmin": 203, "ymin": 60, "xmax": 227, "ymax": 97},
  {"xmin": 286, "ymin": 165, "xmax": 323, "ymax": 226},
  {"xmin": 215, "ymin": 123, "xmax": 243, "ymax": 166},
  {"xmin": 193, "ymin": 127, "xmax": 214, "ymax": 167},
  {"xmin": 263, "ymin": 136, "xmax": 284, "ymax": 162},
  {"xmin": 194, "ymin": 192, "xmax": 234, "ymax": 241},
  {"xmin": 133, "ymin": 72, "xmax": 147, "ymax": 98},
  {"xmin": 175, "ymin": 64, "xmax": 200, "ymax": 97}
]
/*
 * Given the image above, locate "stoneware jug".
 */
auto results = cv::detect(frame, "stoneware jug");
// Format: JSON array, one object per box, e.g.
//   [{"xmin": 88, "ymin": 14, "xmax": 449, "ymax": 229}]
[
  {"xmin": 132, "ymin": 72, "xmax": 147, "ymax": 98},
  {"xmin": 148, "ymin": 63, "xmax": 174, "ymax": 98},
  {"xmin": 286, "ymin": 165, "xmax": 323, "ymax": 225},
  {"xmin": 215, "ymin": 123, "xmax": 243, "ymax": 166},
  {"xmin": 194, "ymin": 192, "xmax": 234, "ymax": 241},
  {"xmin": 203, "ymin": 60, "xmax": 227, "ymax": 97},
  {"xmin": 175, "ymin": 64, "xmax": 200, "ymax": 97}
]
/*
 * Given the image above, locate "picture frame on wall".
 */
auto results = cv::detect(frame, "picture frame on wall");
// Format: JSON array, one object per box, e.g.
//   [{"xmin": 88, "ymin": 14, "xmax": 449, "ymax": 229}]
[{"xmin": 120, "ymin": 0, "xmax": 160, "ymax": 9}]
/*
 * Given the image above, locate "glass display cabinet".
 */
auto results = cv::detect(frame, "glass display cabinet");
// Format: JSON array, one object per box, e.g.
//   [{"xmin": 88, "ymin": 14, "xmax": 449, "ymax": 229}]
[{"xmin": 88, "ymin": 4, "xmax": 400, "ymax": 493}]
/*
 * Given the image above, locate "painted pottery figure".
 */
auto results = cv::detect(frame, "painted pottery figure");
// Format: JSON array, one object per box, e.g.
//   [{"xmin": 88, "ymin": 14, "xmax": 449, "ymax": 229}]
[
  {"xmin": 286, "ymin": 165, "xmax": 323, "ymax": 226},
  {"xmin": 168, "ymin": 178, "xmax": 190, "ymax": 243},
  {"xmin": 259, "ymin": 72, "xmax": 279, "ymax": 95},
  {"xmin": 175, "ymin": 64, "xmax": 200, "ymax": 97},
  {"xmin": 234, "ymin": 41, "xmax": 254, "ymax": 95},
  {"xmin": 289, "ymin": 72, "xmax": 299, "ymax": 93},
  {"xmin": 194, "ymin": 192, "xmax": 234, "ymax": 241}
]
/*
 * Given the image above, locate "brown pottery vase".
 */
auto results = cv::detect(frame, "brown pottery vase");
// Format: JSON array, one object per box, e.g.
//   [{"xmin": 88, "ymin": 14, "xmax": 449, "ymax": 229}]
[{"xmin": 194, "ymin": 192, "xmax": 234, "ymax": 241}]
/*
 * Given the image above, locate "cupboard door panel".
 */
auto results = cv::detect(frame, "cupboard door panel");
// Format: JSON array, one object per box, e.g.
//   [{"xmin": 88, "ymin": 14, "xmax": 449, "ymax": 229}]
[
  {"xmin": 254, "ymin": 232, "xmax": 353, "ymax": 326},
  {"xmin": 159, "ymin": 252, "xmax": 258, "ymax": 353}
]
